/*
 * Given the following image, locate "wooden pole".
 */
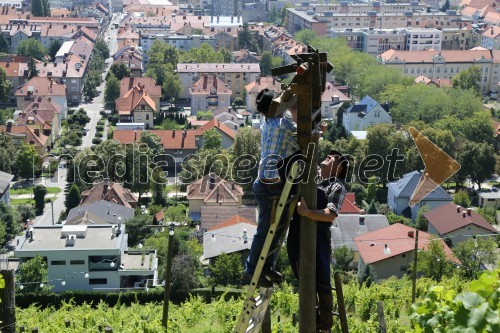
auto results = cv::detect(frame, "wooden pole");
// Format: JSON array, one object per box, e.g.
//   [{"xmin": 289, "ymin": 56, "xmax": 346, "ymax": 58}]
[
  {"xmin": 377, "ymin": 301, "xmax": 387, "ymax": 333},
  {"xmin": 162, "ymin": 227, "xmax": 174, "ymax": 329},
  {"xmin": 0, "ymin": 270, "xmax": 15, "ymax": 333},
  {"xmin": 412, "ymin": 230, "xmax": 419, "ymax": 303},
  {"xmin": 262, "ymin": 306, "xmax": 272, "ymax": 333}
]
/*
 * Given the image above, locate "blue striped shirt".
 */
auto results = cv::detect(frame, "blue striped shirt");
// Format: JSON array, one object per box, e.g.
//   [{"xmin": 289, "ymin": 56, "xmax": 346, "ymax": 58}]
[{"xmin": 258, "ymin": 116, "xmax": 299, "ymax": 180}]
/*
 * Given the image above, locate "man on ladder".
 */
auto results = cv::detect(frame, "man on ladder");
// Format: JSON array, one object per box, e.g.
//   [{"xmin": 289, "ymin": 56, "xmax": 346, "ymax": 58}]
[{"xmin": 289, "ymin": 150, "xmax": 348, "ymax": 333}]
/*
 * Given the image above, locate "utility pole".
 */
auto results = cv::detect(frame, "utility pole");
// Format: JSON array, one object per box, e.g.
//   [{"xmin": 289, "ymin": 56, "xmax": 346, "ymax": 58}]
[
  {"xmin": 51, "ymin": 201, "xmax": 55, "ymax": 226},
  {"xmin": 412, "ymin": 229, "xmax": 419, "ymax": 303},
  {"xmin": 162, "ymin": 224, "xmax": 175, "ymax": 330},
  {"xmin": 0, "ymin": 270, "xmax": 15, "ymax": 333}
]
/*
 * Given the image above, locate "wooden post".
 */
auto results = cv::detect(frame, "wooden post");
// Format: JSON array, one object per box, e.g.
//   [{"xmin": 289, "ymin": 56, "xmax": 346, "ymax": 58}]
[
  {"xmin": 377, "ymin": 302, "xmax": 387, "ymax": 333},
  {"xmin": 334, "ymin": 272, "xmax": 349, "ymax": 333},
  {"xmin": 262, "ymin": 306, "xmax": 272, "ymax": 333},
  {"xmin": 412, "ymin": 230, "xmax": 419, "ymax": 303},
  {"xmin": 162, "ymin": 226, "xmax": 174, "ymax": 329},
  {"xmin": 0, "ymin": 270, "xmax": 15, "ymax": 333}
]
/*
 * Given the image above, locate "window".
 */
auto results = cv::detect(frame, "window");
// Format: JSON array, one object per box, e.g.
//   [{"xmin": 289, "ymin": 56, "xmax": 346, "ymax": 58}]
[
  {"xmin": 89, "ymin": 278, "xmax": 107, "ymax": 285},
  {"xmin": 146, "ymin": 114, "xmax": 149, "ymax": 120},
  {"xmin": 400, "ymin": 266, "xmax": 407, "ymax": 271},
  {"xmin": 51, "ymin": 260, "xmax": 65, "ymax": 265},
  {"xmin": 70, "ymin": 260, "xmax": 85, "ymax": 265}
]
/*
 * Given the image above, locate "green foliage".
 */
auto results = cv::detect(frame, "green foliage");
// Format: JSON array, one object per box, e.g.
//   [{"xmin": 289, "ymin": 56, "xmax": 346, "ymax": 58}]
[
  {"xmin": 453, "ymin": 190, "xmax": 472, "ymax": 208},
  {"xmin": 162, "ymin": 71, "xmax": 181, "ymax": 101},
  {"xmin": 366, "ymin": 199, "xmax": 379, "ymax": 214},
  {"xmin": 202, "ymin": 129, "xmax": 222, "ymax": 150},
  {"xmin": 27, "ymin": 57, "xmax": 38, "ymax": 79},
  {"xmin": 365, "ymin": 176, "xmax": 378, "ymax": 203},
  {"xmin": 0, "ymin": 108, "xmax": 14, "ymax": 125},
  {"xmin": 48, "ymin": 39, "xmax": 62, "ymax": 60},
  {"xmin": 0, "ymin": 34, "xmax": 8, "ymax": 53},
  {"xmin": 16, "ymin": 39, "xmax": 47, "ymax": 60},
  {"xmin": 453, "ymin": 237, "xmax": 497, "ymax": 280},
  {"xmin": 179, "ymin": 43, "xmax": 232, "ymax": 63},
  {"xmin": 196, "ymin": 110, "xmax": 212, "ymax": 120},
  {"xmin": 94, "ymin": 38, "xmax": 110, "ymax": 59},
  {"xmin": 0, "ymin": 67, "xmax": 11, "ymax": 102},
  {"xmin": 208, "ymin": 253, "xmax": 244, "ymax": 287},
  {"xmin": 417, "ymin": 238, "xmax": 454, "ymax": 281},
  {"xmin": 17, "ymin": 255, "xmax": 52, "ymax": 293},
  {"xmin": 31, "ymin": 0, "xmax": 50, "ymax": 17},
  {"xmin": 386, "ymin": 212, "xmax": 412, "ymax": 226},
  {"xmin": 33, "ymin": 185, "xmax": 47, "ymax": 215},
  {"xmin": 409, "ymin": 268, "xmax": 499, "ymax": 333},
  {"xmin": 16, "ymin": 204, "xmax": 36, "ymax": 224},
  {"xmin": 109, "ymin": 62, "xmax": 130, "ymax": 80},
  {"xmin": 0, "ymin": 202, "xmax": 22, "ymax": 245},
  {"xmin": 349, "ymin": 183, "xmax": 366, "ymax": 204},
  {"xmin": 259, "ymin": 51, "xmax": 273, "ymax": 76},
  {"xmin": 415, "ymin": 206, "xmax": 429, "ymax": 231},
  {"xmin": 126, "ymin": 215, "xmax": 153, "ymax": 246},
  {"xmin": 295, "ymin": 29, "xmax": 317, "ymax": 45},
  {"xmin": 104, "ymin": 73, "xmax": 120, "ymax": 109},
  {"xmin": 477, "ymin": 206, "xmax": 496, "ymax": 224},
  {"xmin": 333, "ymin": 246, "xmax": 355, "ymax": 272},
  {"xmin": 178, "ymin": 148, "xmax": 233, "ymax": 183},
  {"xmin": 440, "ymin": 0, "xmax": 450, "ymax": 11},
  {"xmin": 15, "ymin": 143, "xmax": 40, "ymax": 179},
  {"xmin": 231, "ymin": 127, "xmax": 260, "ymax": 192},
  {"xmin": 65, "ymin": 184, "xmax": 81, "ymax": 211},
  {"xmin": 160, "ymin": 118, "xmax": 182, "ymax": 130},
  {"xmin": 238, "ymin": 23, "xmax": 259, "ymax": 52},
  {"xmin": 164, "ymin": 204, "xmax": 189, "ymax": 223},
  {"xmin": 452, "ymin": 65, "xmax": 481, "ymax": 95},
  {"xmin": 67, "ymin": 108, "xmax": 90, "ymax": 127}
]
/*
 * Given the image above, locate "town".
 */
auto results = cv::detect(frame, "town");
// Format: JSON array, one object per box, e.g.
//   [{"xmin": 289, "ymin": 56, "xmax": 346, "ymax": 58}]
[{"xmin": 0, "ymin": 0, "xmax": 498, "ymax": 332}]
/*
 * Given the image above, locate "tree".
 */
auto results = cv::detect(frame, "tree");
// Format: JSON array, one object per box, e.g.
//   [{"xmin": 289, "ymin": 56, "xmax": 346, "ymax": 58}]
[
  {"xmin": 238, "ymin": 23, "xmax": 259, "ymax": 52},
  {"xmin": 15, "ymin": 143, "xmax": 40, "ymax": 179},
  {"xmin": 233, "ymin": 97, "xmax": 245, "ymax": 107},
  {"xmin": 232, "ymin": 127, "xmax": 260, "ymax": 191},
  {"xmin": 48, "ymin": 39, "xmax": 62, "ymax": 60},
  {"xmin": 453, "ymin": 190, "xmax": 472, "ymax": 208},
  {"xmin": 83, "ymin": 76, "xmax": 98, "ymax": 101},
  {"xmin": 349, "ymin": 183, "xmax": 366, "ymax": 204},
  {"xmin": 16, "ymin": 204, "xmax": 35, "ymax": 224},
  {"xmin": 16, "ymin": 39, "xmax": 47, "ymax": 60},
  {"xmin": 33, "ymin": 185, "xmax": 47, "ymax": 215},
  {"xmin": 365, "ymin": 124, "xmax": 397, "ymax": 187},
  {"xmin": 365, "ymin": 176, "xmax": 377, "ymax": 203},
  {"xmin": 415, "ymin": 206, "xmax": 429, "ymax": 231},
  {"xmin": 110, "ymin": 62, "xmax": 130, "ymax": 80},
  {"xmin": 332, "ymin": 246, "xmax": 355, "ymax": 272},
  {"xmin": 453, "ymin": 237, "xmax": 496, "ymax": 280},
  {"xmin": 171, "ymin": 253, "xmax": 200, "ymax": 293},
  {"xmin": 0, "ymin": 219, "xmax": 6, "ymax": 246},
  {"xmin": 125, "ymin": 144, "xmax": 151, "ymax": 200},
  {"xmin": 440, "ymin": 0, "xmax": 450, "ymax": 12},
  {"xmin": 0, "ymin": 34, "xmax": 9, "ymax": 53},
  {"xmin": 162, "ymin": 71, "xmax": 181, "ymax": 101},
  {"xmin": 139, "ymin": 131, "xmax": 164, "ymax": 156},
  {"xmin": 202, "ymin": 129, "xmax": 222, "ymax": 150},
  {"xmin": 104, "ymin": 73, "xmax": 120, "ymax": 109},
  {"xmin": 452, "ymin": 65, "xmax": 481, "ymax": 95},
  {"xmin": 458, "ymin": 141, "xmax": 496, "ymax": 190},
  {"xmin": 366, "ymin": 199, "xmax": 378, "ymax": 214},
  {"xmin": 94, "ymin": 38, "xmax": 110, "ymax": 59},
  {"xmin": 260, "ymin": 51, "xmax": 273, "ymax": 76},
  {"xmin": 151, "ymin": 168, "xmax": 167, "ymax": 206},
  {"xmin": 417, "ymin": 238, "xmax": 453, "ymax": 281},
  {"xmin": 209, "ymin": 252, "xmax": 244, "ymax": 286},
  {"xmin": 295, "ymin": 29, "xmax": 317, "ymax": 45},
  {"xmin": 0, "ymin": 203, "xmax": 21, "ymax": 245},
  {"xmin": 0, "ymin": 67, "xmax": 10, "ymax": 102},
  {"xmin": 126, "ymin": 215, "xmax": 153, "ymax": 246},
  {"xmin": 65, "ymin": 184, "xmax": 81, "ymax": 211},
  {"xmin": 17, "ymin": 255, "xmax": 51, "ymax": 293},
  {"xmin": 28, "ymin": 58, "xmax": 38, "ymax": 79}
]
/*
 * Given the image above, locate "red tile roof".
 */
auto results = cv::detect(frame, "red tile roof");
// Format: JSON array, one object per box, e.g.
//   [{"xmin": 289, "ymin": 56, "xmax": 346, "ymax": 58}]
[
  {"xmin": 115, "ymin": 85, "xmax": 156, "ymax": 115},
  {"xmin": 201, "ymin": 205, "xmax": 257, "ymax": 230},
  {"xmin": 340, "ymin": 192, "xmax": 362, "ymax": 214},
  {"xmin": 209, "ymin": 215, "xmax": 256, "ymax": 231},
  {"xmin": 190, "ymin": 75, "xmax": 231, "ymax": 95},
  {"xmin": 187, "ymin": 174, "xmax": 243, "ymax": 204},
  {"xmin": 120, "ymin": 77, "xmax": 161, "ymax": 98},
  {"xmin": 113, "ymin": 130, "xmax": 198, "ymax": 150},
  {"xmin": 80, "ymin": 181, "xmax": 138, "ymax": 208},
  {"xmin": 354, "ymin": 223, "xmax": 458, "ymax": 265},
  {"xmin": 199, "ymin": 119, "xmax": 236, "ymax": 140},
  {"xmin": 379, "ymin": 49, "xmax": 493, "ymax": 64},
  {"xmin": 15, "ymin": 77, "xmax": 66, "ymax": 97},
  {"xmin": 423, "ymin": 203, "xmax": 497, "ymax": 235},
  {"xmin": 0, "ymin": 123, "xmax": 49, "ymax": 148},
  {"xmin": 245, "ymin": 76, "xmax": 282, "ymax": 94}
]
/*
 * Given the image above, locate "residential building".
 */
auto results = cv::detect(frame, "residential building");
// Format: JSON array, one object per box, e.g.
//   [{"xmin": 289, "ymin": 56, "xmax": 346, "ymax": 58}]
[
  {"xmin": 198, "ymin": 119, "xmax": 236, "ymax": 148},
  {"xmin": 339, "ymin": 192, "xmax": 363, "ymax": 214},
  {"xmin": 190, "ymin": 75, "xmax": 232, "ymax": 115},
  {"xmin": 285, "ymin": 8, "xmax": 327, "ymax": 35},
  {"xmin": 115, "ymin": 83, "xmax": 156, "ymax": 128},
  {"xmin": 245, "ymin": 76, "xmax": 282, "ymax": 113},
  {"xmin": 233, "ymin": 49, "xmax": 260, "ymax": 64},
  {"xmin": 0, "ymin": 171, "xmax": 14, "ymax": 205},
  {"xmin": 405, "ymin": 27, "xmax": 442, "ymax": 51},
  {"xmin": 203, "ymin": 215, "xmax": 256, "ymax": 265},
  {"xmin": 378, "ymin": 49, "xmax": 495, "ymax": 94},
  {"xmin": 200, "ymin": 205, "xmax": 257, "ymax": 231},
  {"xmin": 0, "ymin": 122, "xmax": 50, "ymax": 155},
  {"xmin": 214, "ymin": 29, "xmax": 239, "ymax": 52},
  {"xmin": 80, "ymin": 179, "xmax": 139, "ymax": 208},
  {"xmin": 0, "ymin": 23, "xmax": 41, "ymax": 53},
  {"xmin": 213, "ymin": 109, "xmax": 245, "ymax": 131},
  {"xmin": 15, "ymin": 77, "xmax": 68, "ymax": 119},
  {"xmin": 113, "ymin": 46, "xmax": 143, "ymax": 77},
  {"xmin": 478, "ymin": 192, "xmax": 500, "ymax": 209},
  {"xmin": 423, "ymin": 203, "xmax": 498, "ymax": 244},
  {"xmin": 0, "ymin": 55, "xmax": 31, "ymax": 100},
  {"xmin": 117, "ymin": 27, "xmax": 140, "ymax": 49},
  {"xmin": 355, "ymin": 223, "xmax": 458, "ymax": 280},
  {"xmin": 187, "ymin": 173, "xmax": 244, "ymax": 223},
  {"xmin": 120, "ymin": 77, "xmax": 161, "ymax": 112},
  {"xmin": 177, "ymin": 63, "xmax": 260, "ymax": 99},
  {"xmin": 66, "ymin": 201, "xmax": 136, "ymax": 225},
  {"xmin": 387, "ymin": 170, "xmax": 452, "ymax": 220},
  {"xmin": 342, "ymin": 95, "xmax": 392, "ymax": 132},
  {"xmin": 140, "ymin": 34, "xmax": 216, "ymax": 64},
  {"xmin": 330, "ymin": 28, "xmax": 407, "ymax": 55},
  {"xmin": 481, "ymin": 26, "xmax": 500, "ymax": 50},
  {"xmin": 331, "ymin": 213, "xmax": 389, "ymax": 268},
  {"xmin": 321, "ymin": 82, "xmax": 351, "ymax": 120},
  {"xmin": 441, "ymin": 27, "xmax": 479, "ymax": 50},
  {"xmin": 15, "ymin": 224, "xmax": 158, "ymax": 292}
]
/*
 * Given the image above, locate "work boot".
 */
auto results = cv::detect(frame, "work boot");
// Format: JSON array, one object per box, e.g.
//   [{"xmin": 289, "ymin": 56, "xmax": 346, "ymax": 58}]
[
  {"xmin": 317, "ymin": 292, "xmax": 334, "ymax": 331},
  {"xmin": 243, "ymin": 272, "xmax": 273, "ymax": 288},
  {"xmin": 263, "ymin": 269, "xmax": 283, "ymax": 282}
]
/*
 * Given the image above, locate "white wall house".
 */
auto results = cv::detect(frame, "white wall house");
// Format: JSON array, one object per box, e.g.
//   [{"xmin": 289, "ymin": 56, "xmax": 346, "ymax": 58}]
[
  {"xmin": 0, "ymin": 171, "xmax": 14, "ymax": 205},
  {"xmin": 342, "ymin": 95, "xmax": 392, "ymax": 132},
  {"xmin": 15, "ymin": 224, "xmax": 158, "ymax": 292},
  {"xmin": 387, "ymin": 171, "xmax": 452, "ymax": 220}
]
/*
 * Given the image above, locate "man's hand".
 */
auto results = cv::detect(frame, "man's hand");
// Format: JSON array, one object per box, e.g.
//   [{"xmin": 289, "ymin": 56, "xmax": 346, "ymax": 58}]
[
  {"xmin": 320, "ymin": 121, "xmax": 328, "ymax": 133},
  {"xmin": 296, "ymin": 197, "xmax": 310, "ymax": 218}
]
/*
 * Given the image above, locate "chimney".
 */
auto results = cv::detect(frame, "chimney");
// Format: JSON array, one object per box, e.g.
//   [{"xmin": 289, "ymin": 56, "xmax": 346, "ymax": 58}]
[
  {"xmin": 491, "ymin": 27, "xmax": 494, "ymax": 35},
  {"xmin": 134, "ymin": 130, "xmax": 137, "ymax": 141},
  {"xmin": 66, "ymin": 235, "xmax": 76, "ymax": 246},
  {"xmin": 172, "ymin": 130, "xmax": 175, "ymax": 138},
  {"xmin": 408, "ymin": 230, "xmax": 414, "ymax": 238},
  {"xmin": 34, "ymin": 128, "xmax": 39, "ymax": 136},
  {"xmin": 467, "ymin": 208, "xmax": 472, "ymax": 216},
  {"xmin": 462, "ymin": 211, "xmax": 466, "ymax": 218},
  {"xmin": 6, "ymin": 120, "xmax": 12, "ymax": 133},
  {"xmin": 209, "ymin": 173, "xmax": 216, "ymax": 190},
  {"xmin": 359, "ymin": 215, "xmax": 365, "ymax": 224},
  {"xmin": 103, "ymin": 178, "xmax": 109, "ymax": 198},
  {"xmin": 456, "ymin": 205, "xmax": 461, "ymax": 213},
  {"xmin": 183, "ymin": 129, "xmax": 186, "ymax": 138}
]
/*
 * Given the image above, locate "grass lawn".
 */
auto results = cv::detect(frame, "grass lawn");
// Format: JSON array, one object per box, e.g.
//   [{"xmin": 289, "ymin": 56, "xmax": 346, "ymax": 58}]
[
  {"xmin": 11, "ymin": 187, "xmax": 62, "ymax": 195},
  {"xmin": 10, "ymin": 198, "xmax": 34, "ymax": 205}
]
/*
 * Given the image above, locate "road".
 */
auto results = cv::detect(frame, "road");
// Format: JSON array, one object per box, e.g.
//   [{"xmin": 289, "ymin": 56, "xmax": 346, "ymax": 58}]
[{"xmin": 34, "ymin": 15, "xmax": 120, "ymax": 226}]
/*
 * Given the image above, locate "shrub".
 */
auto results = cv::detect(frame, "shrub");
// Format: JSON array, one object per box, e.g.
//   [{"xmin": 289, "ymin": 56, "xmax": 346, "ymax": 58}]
[{"xmin": 92, "ymin": 138, "xmax": 102, "ymax": 145}]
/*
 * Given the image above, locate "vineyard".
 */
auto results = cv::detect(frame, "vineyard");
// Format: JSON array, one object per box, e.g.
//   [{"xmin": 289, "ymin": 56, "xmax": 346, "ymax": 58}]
[{"xmin": 15, "ymin": 270, "xmax": 499, "ymax": 333}]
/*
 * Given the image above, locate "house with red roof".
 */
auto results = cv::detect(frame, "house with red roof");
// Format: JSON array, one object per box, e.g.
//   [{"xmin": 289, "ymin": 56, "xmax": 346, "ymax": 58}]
[
  {"xmin": 120, "ymin": 77, "xmax": 161, "ymax": 112},
  {"xmin": 423, "ymin": 203, "xmax": 497, "ymax": 245},
  {"xmin": 203, "ymin": 215, "xmax": 257, "ymax": 264},
  {"xmin": 190, "ymin": 75, "xmax": 232, "ymax": 115},
  {"xmin": 321, "ymin": 82, "xmax": 351, "ymax": 120},
  {"xmin": 199, "ymin": 119, "xmax": 236, "ymax": 148},
  {"xmin": 15, "ymin": 77, "xmax": 68, "ymax": 119},
  {"xmin": 80, "ymin": 179, "xmax": 138, "ymax": 208},
  {"xmin": 115, "ymin": 83, "xmax": 156, "ymax": 128},
  {"xmin": 355, "ymin": 223, "xmax": 458, "ymax": 280},
  {"xmin": 0, "ymin": 122, "xmax": 50, "ymax": 155},
  {"xmin": 481, "ymin": 25, "xmax": 500, "ymax": 50},
  {"xmin": 245, "ymin": 76, "xmax": 282, "ymax": 112}
]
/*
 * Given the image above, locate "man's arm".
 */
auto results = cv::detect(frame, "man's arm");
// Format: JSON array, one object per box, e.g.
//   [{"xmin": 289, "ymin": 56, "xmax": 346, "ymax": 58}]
[{"xmin": 296, "ymin": 197, "xmax": 338, "ymax": 223}]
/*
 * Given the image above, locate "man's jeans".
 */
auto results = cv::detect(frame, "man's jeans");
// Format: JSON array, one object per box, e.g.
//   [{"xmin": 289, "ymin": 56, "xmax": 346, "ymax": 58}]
[{"xmin": 245, "ymin": 180, "xmax": 288, "ymax": 275}]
